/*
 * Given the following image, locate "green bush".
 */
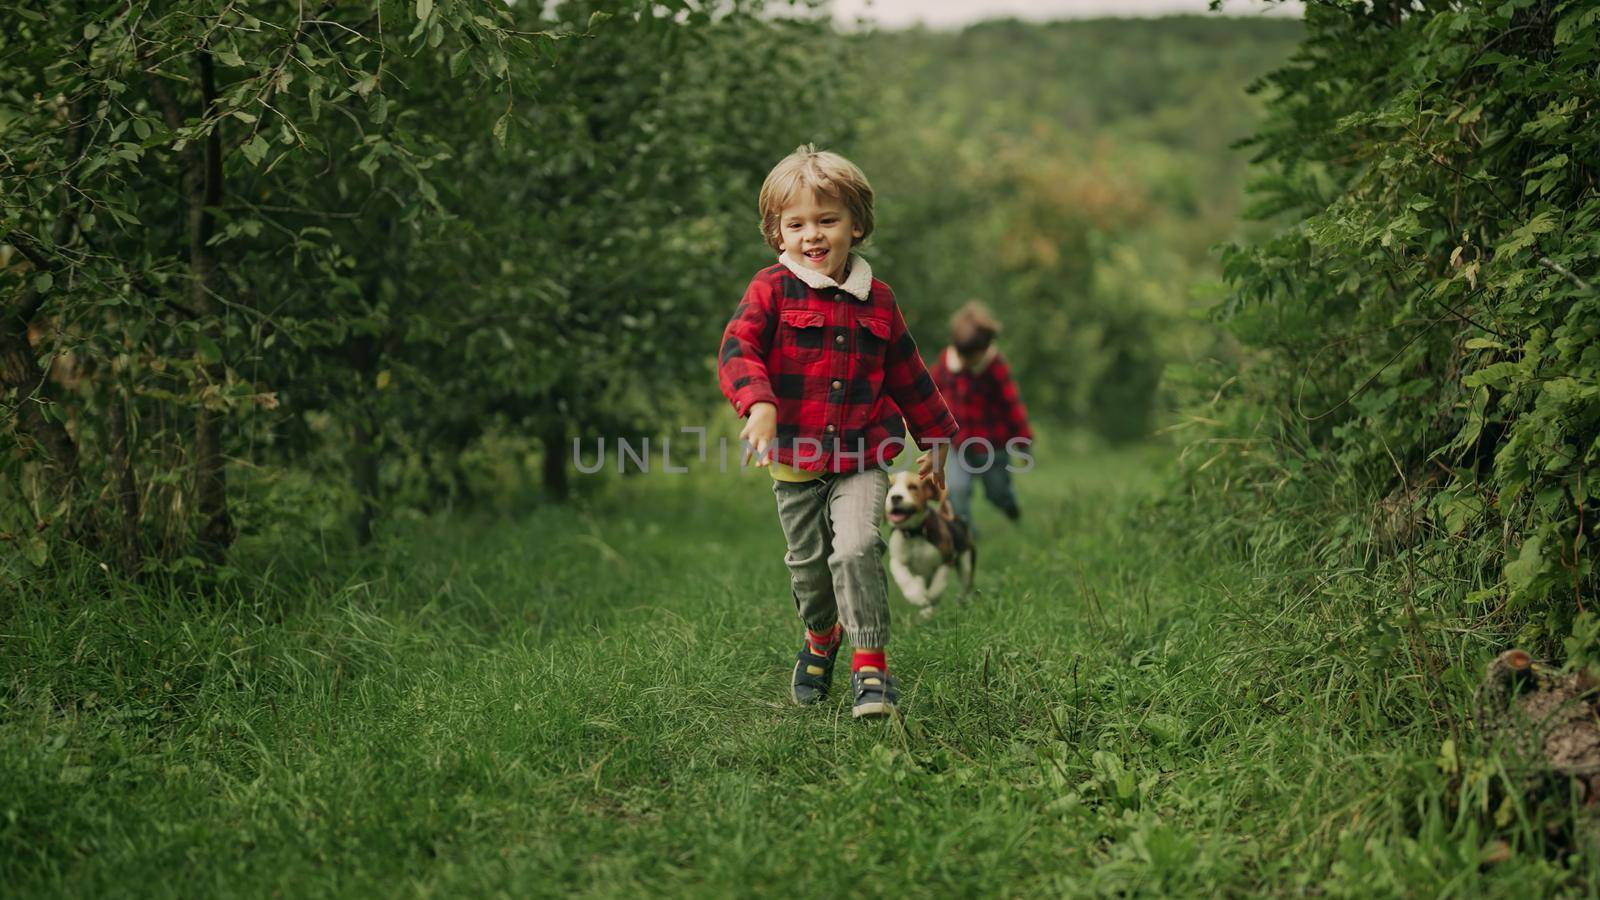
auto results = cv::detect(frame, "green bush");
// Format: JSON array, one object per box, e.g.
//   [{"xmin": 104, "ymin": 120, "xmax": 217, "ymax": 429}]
[{"xmin": 1185, "ymin": 0, "xmax": 1598, "ymax": 642}]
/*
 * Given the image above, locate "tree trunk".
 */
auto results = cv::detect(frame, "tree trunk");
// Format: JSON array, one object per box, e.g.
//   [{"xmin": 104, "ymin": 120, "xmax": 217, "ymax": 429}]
[
  {"xmin": 107, "ymin": 390, "xmax": 141, "ymax": 571},
  {"xmin": 1, "ymin": 90, "xmax": 89, "ymax": 527},
  {"xmin": 189, "ymin": 50, "xmax": 232, "ymax": 559},
  {"xmin": 352, "ymin": 416, "xmax": 379, "ymax": 545},
  {"xmin": 348, "ymin": 331, "xmax": 381, "ymax": 546},
  {"xmin": 543, "ymin": 423, "xmax": 569, "ymax": 502},
  {"xmin": 0, "ymin": 319, "xmax": 80, "ymax": 500}
]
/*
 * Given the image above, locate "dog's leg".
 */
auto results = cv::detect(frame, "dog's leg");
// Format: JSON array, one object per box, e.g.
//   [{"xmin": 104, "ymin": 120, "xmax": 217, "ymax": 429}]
[
  {"xmin": 911, "ymin": 567, "xmax": 939, "ymax": 620},
  {"xmin": 956, "ymin": 551, "xmax": 974, "ymax": 599},
  {"xmin": 890, "ymin": 559, "xmax": 928, "ymax": 608},
  {"xmin": 926, "ymin": 566, "xmax": 951, "ymax": 607}
]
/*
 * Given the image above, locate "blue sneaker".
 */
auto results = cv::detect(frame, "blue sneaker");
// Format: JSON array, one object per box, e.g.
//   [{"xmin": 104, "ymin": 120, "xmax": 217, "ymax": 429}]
[
  {"xmin": 791, "ymin": 638, "xmax": 840, "ymax": 705},
  {"xmin": 851, "ymin": 668, "xmax": 899, "ymax": 719}
]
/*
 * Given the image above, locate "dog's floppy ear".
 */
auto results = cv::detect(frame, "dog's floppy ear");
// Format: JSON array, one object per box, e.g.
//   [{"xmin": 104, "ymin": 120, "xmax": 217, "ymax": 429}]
[{"xmin": 930, "ymin": 475, "xmax": 957, "ymax": 521}]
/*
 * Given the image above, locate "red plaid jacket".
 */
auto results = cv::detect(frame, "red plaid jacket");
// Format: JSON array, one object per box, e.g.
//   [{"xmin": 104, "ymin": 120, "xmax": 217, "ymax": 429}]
[
  {"xmin": 718, "ymin": 255, "xmax": 958, "ymax": 473},
  {"xmin": 929, "ymin": 346, "xmax": 1032, "ymax": 451}
]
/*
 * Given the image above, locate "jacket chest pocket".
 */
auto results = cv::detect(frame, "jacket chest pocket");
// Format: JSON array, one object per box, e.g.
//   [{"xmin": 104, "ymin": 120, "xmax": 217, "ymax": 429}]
[
  {"xmin": 855, "ymin": 316, "xmax": 891, "ymax": 372},
  {"xmin": 779, "ymin": 309, "xmax": 828, "ymax": 363}
]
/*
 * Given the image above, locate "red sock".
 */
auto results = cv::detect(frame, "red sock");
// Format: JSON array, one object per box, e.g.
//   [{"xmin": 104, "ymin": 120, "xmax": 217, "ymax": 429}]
[
  {"xmin": 806, "ymin": 623, "xmax": 841, "ymax": 656},
  {"xmin": 851, "ymin": 649, "xmax": 887, "ymax": 673}
]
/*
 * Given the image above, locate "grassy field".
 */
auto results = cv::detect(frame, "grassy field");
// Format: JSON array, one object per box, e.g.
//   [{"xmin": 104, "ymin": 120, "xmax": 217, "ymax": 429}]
[{"xmin": 3, "ymin": 446, "xmax": 1594, "ymax": 896}]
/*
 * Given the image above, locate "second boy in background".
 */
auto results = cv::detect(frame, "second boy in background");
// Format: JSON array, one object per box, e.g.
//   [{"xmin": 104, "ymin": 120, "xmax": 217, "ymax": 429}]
[{"xmin": 930, "ymin": 302, "xmax": 1033, "ymax": 536}]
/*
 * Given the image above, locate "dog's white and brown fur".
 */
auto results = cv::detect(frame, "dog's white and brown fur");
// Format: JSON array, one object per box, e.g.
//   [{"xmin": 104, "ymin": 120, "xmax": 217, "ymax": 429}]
[{"xmin": 883, "ymin": 471, "xmax": 976, "ymax": 619}]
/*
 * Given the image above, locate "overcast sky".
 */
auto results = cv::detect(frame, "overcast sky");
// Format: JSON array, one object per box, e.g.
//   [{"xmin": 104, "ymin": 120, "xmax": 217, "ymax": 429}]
[{"xmin": 832, "ymin": 0, "xmax": 1303, "ymax": 29}]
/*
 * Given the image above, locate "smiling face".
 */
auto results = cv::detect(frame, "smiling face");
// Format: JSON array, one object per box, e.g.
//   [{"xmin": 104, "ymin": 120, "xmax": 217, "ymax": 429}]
[
  {"xmin": 884, "ymin": 471, "xmax": 933, "ymax": 527},
  {"xmin": 777, "ymin": 191, "xmax": 863, "ymax": 283}
]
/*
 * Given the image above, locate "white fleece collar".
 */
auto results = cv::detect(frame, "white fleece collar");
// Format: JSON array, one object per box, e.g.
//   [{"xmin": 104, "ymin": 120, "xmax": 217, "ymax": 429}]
[
  {"xmin": 944, "ymin": 345, "xmax": 998, "ymax": 375},
  {"xmin": 778, "ymin": 251, "xmax": 873, "ymax": 302}
]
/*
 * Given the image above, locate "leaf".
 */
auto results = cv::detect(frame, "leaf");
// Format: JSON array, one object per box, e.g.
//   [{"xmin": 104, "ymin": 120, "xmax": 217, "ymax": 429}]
[
  {"xmin": 1461, "ymin": 361, "xmax": 1520, "ymax": 390},
  {"xmin": 1522, "ymin": 153, "xmax": 1568, "ymax": 175},
  {"xmin": 493, "ymin": 110, "xmax": 511, "ymax": 147},
  {"xmin": 107, "ymin": 204, "xmax": 140, "ymax": 227},
  {"xmin": 215, "ymin": 49, "xmax": 246, "ymax": 68},
  {"xmin": 1436, "ymin": 738, "xmax": 1458, "ymax": 776},
  {"xmin": 1506, "ymin": 534, "xmax": 1547, "ymax": 592},
  {"xmin": 196, "ymin": 335, "xmax": 222, "ymax": 365},
  {"xmin": 376, "ymin": 370, "xmax": 391, "ymax": 390},
  {"xmin": 416, "ymin": 0, "xmax": 432, "ymax": 21},
  {"xmin": 33, "ymin": 272, "xmax": 53, "ymax": 293},
  {"xmin": 242, "ymin": 133, "xmax": 271, "ymax": 166},
  {"xmin": 1556, "ymin": 7, "xmax": 1600, "ymax": 44},
  {"xmin": 1494, "ymin": 796, "xmax": 1515, "ymax": 829},
  {"xmin": 1541, "ymin": 377, "xmax": 1595, "ymax": 406},
  {"xmin": 1494, "ymin": 211, "xmax": 1557, "ymax": 259}
]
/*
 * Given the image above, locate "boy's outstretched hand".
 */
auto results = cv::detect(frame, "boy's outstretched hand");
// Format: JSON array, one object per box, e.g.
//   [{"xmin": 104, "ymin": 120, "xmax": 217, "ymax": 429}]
[
  {"xmin": 916, "ymin": 442, "xmax": 948, "ymax": 494},
  {"xmin": 740, "ymin": 402, "xmax": 777, "ymax": 467}
]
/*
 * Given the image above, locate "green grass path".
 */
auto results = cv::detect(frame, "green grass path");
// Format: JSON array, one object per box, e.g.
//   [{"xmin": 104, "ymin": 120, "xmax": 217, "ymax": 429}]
[{"xmin": 3, "ymin": 449, "xmax": 1591, "ymax": 895}]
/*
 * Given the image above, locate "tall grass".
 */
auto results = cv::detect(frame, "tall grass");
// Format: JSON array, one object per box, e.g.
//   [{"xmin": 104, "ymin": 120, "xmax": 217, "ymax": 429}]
[{"xmin": 2, "ymin": 446, "xmax": 1592, "ymax": 895}]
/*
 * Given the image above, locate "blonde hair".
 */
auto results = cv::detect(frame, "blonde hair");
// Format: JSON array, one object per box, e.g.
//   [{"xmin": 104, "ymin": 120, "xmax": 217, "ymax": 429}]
[
  {"xmin": 950, "ymin": 301, "xmax": 1001, "ymax": 355},
  {"xmin": 757, "ymin": 145, "xmax": 875, "ymax": 252}
]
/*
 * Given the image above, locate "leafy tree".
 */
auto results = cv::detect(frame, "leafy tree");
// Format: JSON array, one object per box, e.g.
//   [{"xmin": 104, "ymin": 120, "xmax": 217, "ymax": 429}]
[
  {"xmin": 1193, "ymin": 0, "xmax": 1598, "ymax": 636},
  {"xmin": 2, "ymin": 0, "xmax": 544, "ymax": 566},
  {"xmin": 2, "ymin": 0, "xmax": 851, "ymax": 570}
]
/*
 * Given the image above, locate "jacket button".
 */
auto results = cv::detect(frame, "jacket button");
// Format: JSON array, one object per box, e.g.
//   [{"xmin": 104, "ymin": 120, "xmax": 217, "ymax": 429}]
[
  {"xmin": 835, "ymin": 334, "xmax": 845, "ymax": 345},
  {"xmin": 831, "ymin": 380, "xmax": 842, "ymax": 390},
  {"xmin": 825, "ymin": 424, "xmax": 836, "ymax": 433}
]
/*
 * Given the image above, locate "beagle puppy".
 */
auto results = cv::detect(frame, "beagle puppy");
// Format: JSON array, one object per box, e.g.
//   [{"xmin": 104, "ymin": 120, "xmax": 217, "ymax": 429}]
[{"xmin": 883, "ymin": 470, "xmax": 976, "ymax": 619}]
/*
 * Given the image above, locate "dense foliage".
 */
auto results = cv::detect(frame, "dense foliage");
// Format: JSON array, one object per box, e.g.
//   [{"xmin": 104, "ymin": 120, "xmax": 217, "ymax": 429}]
[
  {"xmin": 2, "ymin": 8, "xmax": 1304, "ymax": 573},
  {"xmin": 1, "ymin": 0, "xmax": 843, "ymax": 570},
  {"xmin": 1187, "ymin": 0, "xmax": 1598, "ymax": 639}
]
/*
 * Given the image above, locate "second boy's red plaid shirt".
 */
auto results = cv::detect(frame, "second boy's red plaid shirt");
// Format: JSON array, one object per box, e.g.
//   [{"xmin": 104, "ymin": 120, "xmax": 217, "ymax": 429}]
[
  {"xmin": 929, "ymin": 346, "xmax": 1032, "ymax": 451},
  {"xmin": 718, "ymin": 256, "xmax": 957, "ymax": 472}
]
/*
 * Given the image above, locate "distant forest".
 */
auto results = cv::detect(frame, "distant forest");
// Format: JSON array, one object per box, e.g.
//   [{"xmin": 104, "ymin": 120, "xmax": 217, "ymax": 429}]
[{"xmin": 853, "ymin": 17, "xmax": 1303, "ymax": 440}]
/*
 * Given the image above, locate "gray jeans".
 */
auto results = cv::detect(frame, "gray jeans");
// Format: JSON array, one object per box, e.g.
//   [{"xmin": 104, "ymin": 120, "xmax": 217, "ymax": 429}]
[
  {"xmin": 947, "ymin": 447, "xmax": 1018, "ymax": 539},
  {"xmin": 771, "ymin": 467, "xmax": 890, "ymax": 649}
]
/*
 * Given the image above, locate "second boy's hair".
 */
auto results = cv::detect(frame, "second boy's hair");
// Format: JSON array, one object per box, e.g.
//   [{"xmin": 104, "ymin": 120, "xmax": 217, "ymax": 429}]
[
  {"xmin": 758, "ymin": 145, "xmax": 875, "ymax": 252},
  {"xmin": 951, "ymin": 301, "xmax": 1001, "ymax": 356}
]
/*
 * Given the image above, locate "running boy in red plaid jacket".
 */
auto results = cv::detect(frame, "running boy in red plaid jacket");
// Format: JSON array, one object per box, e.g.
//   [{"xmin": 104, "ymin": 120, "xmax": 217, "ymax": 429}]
[
  {"xmin": 929, "ymin": 302, "xmax": 1033, "ymax": 536},
  {"xmin": 718, "ymin": 145, "xmax": 957, "ymax": 719}
]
